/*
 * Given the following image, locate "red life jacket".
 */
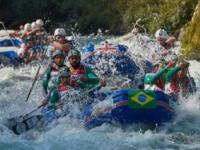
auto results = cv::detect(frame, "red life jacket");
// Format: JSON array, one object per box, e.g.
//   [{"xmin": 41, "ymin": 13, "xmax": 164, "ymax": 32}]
[
  {"xmin": 155, "ymin": 79, "xmax": 165, "ymax": 90},
  {"xmin": 169, "ymin": 78, "xmax": 180, "ymax": 93},
  {"xmin": 69, "ymin": 64, "xmax": 86, "ymax": 88},
  {"xmin": 57, "ymin": 84, "xmax": 70, "ymax": 93},
  {"xmin": 57, "ymin": 84, "xmax": 71, "ymax": 101}
]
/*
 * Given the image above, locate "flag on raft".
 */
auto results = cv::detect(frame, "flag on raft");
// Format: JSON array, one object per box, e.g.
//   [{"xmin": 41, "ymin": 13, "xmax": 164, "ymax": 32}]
[
  {"xmin": 128, "ymin": 90, "xmax": 157, "ymax": 109},
  {"xmin": 95, "ymin": 42, "xmax": 118, "ymax": 53}
]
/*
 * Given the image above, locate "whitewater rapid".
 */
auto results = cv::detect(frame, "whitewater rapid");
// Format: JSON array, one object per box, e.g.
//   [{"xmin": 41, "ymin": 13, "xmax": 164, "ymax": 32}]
[{"xmin": 0, "ymin": 33, "xmax": 200, "ymax": 150}]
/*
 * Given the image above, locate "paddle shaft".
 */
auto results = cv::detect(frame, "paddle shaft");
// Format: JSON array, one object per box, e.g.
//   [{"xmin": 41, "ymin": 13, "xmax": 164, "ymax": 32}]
[
  {"xmin": 22, "ymin": 105, "xmax": 43, "ymax": 119},
  {"xmin": 25, "ymin": 44, "xmax": 49, "ymax": 102},
  {"xmin": 0, "ymin": 22, "xmax": 16, "ymax": 47},
  {"xmin": 25, "ymin": 66, "xmax": 41, "ymax": 102},
  {"xmin": 187, "ymin": 71, "xmax": 195, "ymax": 93}
]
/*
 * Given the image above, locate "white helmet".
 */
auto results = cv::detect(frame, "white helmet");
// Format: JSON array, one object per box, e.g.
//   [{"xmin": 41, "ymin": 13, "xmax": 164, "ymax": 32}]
[
  {"xmin": 31, "ymin": 22, "xmax": 39, "ymax": 29},
  {"xmin": 54, "ymin": 28, "xmax": 66, "ymax": 36},
  {"xmin": 155, "ymin": 29, "xmax": 169, "ymax": 39},
  {"xmin": 97, "ymin": 28, "xmax": 102, "ymax": 33},
  {"xmin": 66, "ymin": 36, "xmax": 73, "ymax": 41},
  {"xmin": 36, "ymin": 19, "xmax": 44, "ymax": 27},
  {"xmin": 24, "ymin": 23, "xmax": 32, "ymax": 31}
]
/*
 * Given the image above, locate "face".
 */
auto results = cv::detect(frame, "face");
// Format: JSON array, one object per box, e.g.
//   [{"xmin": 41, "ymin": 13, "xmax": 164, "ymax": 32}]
[
  {"xmin": 54, "ymin": 55, "xmax": 64, "ymax": 66},
  {"xmin": 68, "ymin": 56, "xmax": 81, "ymax": 68},
  {"xmin": 55, "ymin": 35, "xmax": 65, "ymax": 43},
  {"xmin": 157, "ymin": 37, "xmax": 166, "ymax": 45},
  {"xmin": 153, "ymin": 65, "xmax": 159, "ymax": 72},
  {"xmin": 26, "ymin": 40, "xmax": 34, "ymax": 47},
  {"xmin": 19, "ymin": 25, "xmax": 24, "ymax": 30}
]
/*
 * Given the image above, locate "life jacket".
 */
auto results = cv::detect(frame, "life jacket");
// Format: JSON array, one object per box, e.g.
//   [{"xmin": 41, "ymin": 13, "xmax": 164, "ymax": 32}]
[
  {"xmin": 165, "ymin": 78, "xmax": 180, "ymax": 95},
  {"xmin": 57, "ymin": 84, "xmax": 71, "ymax": 102},
  {"xmin": 47, "ymin": 84, "xmax": 71, "ymax": 108},
  {"xmin": 48, "ymin": 69, "xmax": 59, "ymax": 88},
  {"xmin": 18, "ymin": 44, "xmax": 31, "ymax": 58},
  {"xmin": 48, "ymin": 63, "xmax": 64, "ymax": 90},
  {"xmin": 69, "ymin": 64, "xmax": 86, "ymax": 88},
  {"xmin": 155, "ymin": 78, "xmax": 165, "ymax": 90}
]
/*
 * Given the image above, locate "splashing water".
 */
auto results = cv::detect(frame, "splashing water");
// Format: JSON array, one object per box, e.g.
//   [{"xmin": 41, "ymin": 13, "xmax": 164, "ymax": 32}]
[{"xmin": 0, "ymin": 33, "xmax": 200, "ymax": 150}]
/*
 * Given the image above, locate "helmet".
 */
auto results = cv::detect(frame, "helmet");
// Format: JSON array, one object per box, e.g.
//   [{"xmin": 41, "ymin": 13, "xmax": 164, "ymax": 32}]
[
  {"xmin": 66, "ymin": 36, "xmax": 73, "ymax": 41},
  {"xmin": 87, "ymin": 43, "xmax": 94, "ymax": 51},
  {"xmin": 52, "ymin": 49, "xmax": 64, "ymax": 59},
  {"xmin": 154, "ymin": 59, "xmax": 167, "ymax": 67},
  {"xmin": 155, "ymin": 29, "xmax": 168, "ymax": 39},
  {"xmin": 54, "ymin": 28, "xmax": 66, "ymax": 36},
  {"xmin": 97, "ymin": 28, "xmax": 102, "ymax": 33},
  {"xmin": 31, "ymin": 22, "xmax": 39, "ymax": 29},
  {"xmin": 68, "ymin": 49, "xmax": 81, "ymax": 58},
  {"xmin": 24, "ymin": 23, "xmax": 32, "ymax": 31},
  {"xmin": 144, "ymin": 73, "xmax": 154, "ymax": 84},
  {"xmin": 36, "ymin": 19, "xmax": 44, "ymax": 27},
  {"xmin": 59, "ymin": 67, "xmax": 70, "ymax": 77},
  {"xmin": 144, "ymin": 60, "xmax": 153, "ymax": 72}
]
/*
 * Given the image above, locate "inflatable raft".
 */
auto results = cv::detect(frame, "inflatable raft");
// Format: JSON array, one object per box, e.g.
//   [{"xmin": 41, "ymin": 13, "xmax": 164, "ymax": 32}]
[
  {"xmin": 82, "ymin": 42, "xmax": 140, "ymax": 80},
  {"xmin": 0, "ymin": 48, "xmax": 19, "ymax": 65},
  {"xmin": 0, "ymin": 38, "xmax": 22, "ymax": 47},
  {"xmin": 82, "ymin": 89, "xmax": 175, "ymax": 129},
  {"xmin": 6, "ymin": 89, "xmax": 175, "ymax": 134}
]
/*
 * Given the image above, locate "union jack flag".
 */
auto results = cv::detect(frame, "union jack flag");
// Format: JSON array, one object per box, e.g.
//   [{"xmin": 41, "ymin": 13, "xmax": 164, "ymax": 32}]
[{"xmin": 95, "ymin": 42, "xmax": 117, "ymax": 53}]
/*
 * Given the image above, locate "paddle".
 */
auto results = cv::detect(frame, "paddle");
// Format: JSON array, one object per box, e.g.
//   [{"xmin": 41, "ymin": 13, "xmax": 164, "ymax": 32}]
[
  {"xmin": 5, "ymin": 104, "xmax": 43, "ymax": 133},
  {"xmin": 179, "ymin": 58, "xmax": 196, "ymax": 94},
  {"xmin": 0, "ymin": 21, "xmax": 16, "ymax": 47},
  {"xmin": 25, "ymin": 45, "xmax": 49, "ymax": 102},
  {"xmin": 7, "ymin": 104, "xmax": 43, "ymax": 123},
  {"xmin": 7, "ymin": 84, "xmax": 115, "ymax": 134},
  {"xmin": 22, "ymin": 104, "xmax": 43, "ymax": 119},
  {"xmin": 25, "ymin": 66, "xmax": 41, "ymax": 102},
  {"xmin": 187, "ymin": 70, "xmax": 196, "ymax": 94}
]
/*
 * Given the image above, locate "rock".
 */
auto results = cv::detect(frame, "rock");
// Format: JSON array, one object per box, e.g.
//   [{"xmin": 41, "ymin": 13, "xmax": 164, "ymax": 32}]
[{"xmin": 180, "ymin": 1, "xmax": 200, "ymax": 61}]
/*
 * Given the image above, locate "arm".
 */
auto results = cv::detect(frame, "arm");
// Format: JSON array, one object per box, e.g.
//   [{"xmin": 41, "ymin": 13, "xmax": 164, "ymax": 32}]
[
  {"xmin": 53, "ymin": 41, "xmax": 70, "ymax": 54},
  {"xmin": 42, "ymin": 68, "xmax": 51, "ymax": 93},
  {"xmin": 165, "ymin": 66, "xmax": 181, "ymax": 83},
  {"xmin": 144, "ymin": 67, "xmax": 168, "ymax": 84},
  {"xmin": 84, "ymin": 66, "xmax": 100, "ymax": 85},
  {"xmin": 46, "ymin": 87, "xmax": 60, "ymax": 109},
  {"xmin": 152, "ymin": 67, "xmax": 168, "ymax": 82},
  {"xmin": 78, "ymin": 66, "xmax": 100, "ymax": 89}
]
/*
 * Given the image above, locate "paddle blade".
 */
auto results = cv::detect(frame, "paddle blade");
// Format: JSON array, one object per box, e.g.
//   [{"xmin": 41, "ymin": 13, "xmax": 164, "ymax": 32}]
[{"xmin": 6, "ymin": 115, "xmax": 43, "ymax": 135}]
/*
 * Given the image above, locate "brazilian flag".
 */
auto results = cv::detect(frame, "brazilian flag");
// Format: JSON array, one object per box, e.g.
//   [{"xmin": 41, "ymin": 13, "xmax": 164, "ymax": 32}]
[{"xmin": 128, "ymin": 90, "xmax": 157, "ymax": 109}]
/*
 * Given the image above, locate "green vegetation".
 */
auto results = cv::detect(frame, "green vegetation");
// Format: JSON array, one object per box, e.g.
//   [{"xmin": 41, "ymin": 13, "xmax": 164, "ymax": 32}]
[
  {"xmin": 0, "ymin": 0, "xmax": 199, "ymax": 59},
  {"xmin": 0, "ymin": 0, "xmax": 198, "ymax": 34},
  {"xmin": 181, "ymin": 1, "xmax": 200, "ymax": 60}
]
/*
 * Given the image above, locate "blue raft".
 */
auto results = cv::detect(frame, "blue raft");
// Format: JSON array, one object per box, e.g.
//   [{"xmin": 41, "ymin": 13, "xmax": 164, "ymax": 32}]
[
  {"xmin": 0, "ymin": 50, "xmax": 19, "ymax": 65},
  {"xmin": 82, "ymin": 89, "xmax": 175, "ymax": 129},
  {"xmin": 82, "ymin": 43, "xmax": 140, "ymax": 80},
  {"xmin": 8, "ymin": 89, "xmax": 175, "ymax": 134},
  {"xmin": 0, "ymin": 38, "xmax": 22, "ymax": 47}
]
